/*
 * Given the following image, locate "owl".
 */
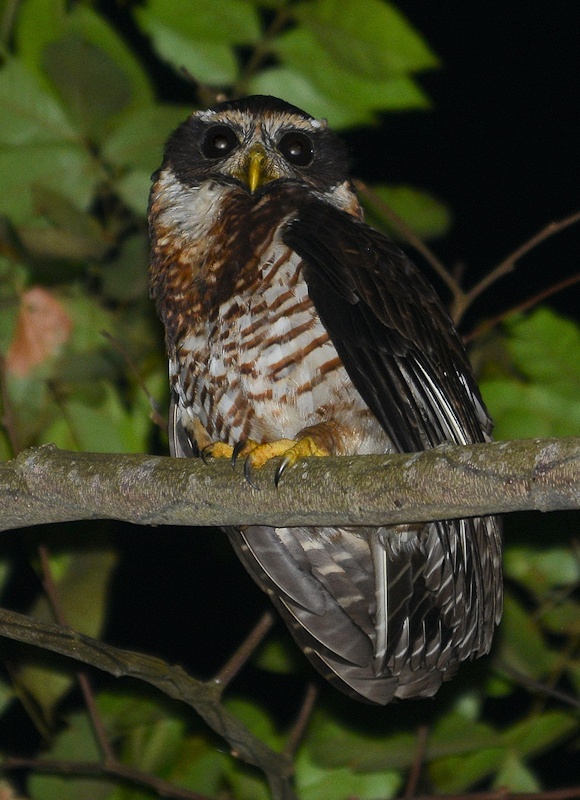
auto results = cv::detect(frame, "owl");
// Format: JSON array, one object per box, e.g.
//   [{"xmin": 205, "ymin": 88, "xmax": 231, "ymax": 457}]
[{"xmin": 149, "ymin": 95, "xmax": 502, "ymax": 705}]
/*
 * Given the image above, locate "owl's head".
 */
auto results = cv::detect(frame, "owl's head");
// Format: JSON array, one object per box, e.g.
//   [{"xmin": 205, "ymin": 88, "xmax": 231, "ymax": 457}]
[{"xmin": 159, "ymin": 95, "xmax": 351, "ymax": 196}]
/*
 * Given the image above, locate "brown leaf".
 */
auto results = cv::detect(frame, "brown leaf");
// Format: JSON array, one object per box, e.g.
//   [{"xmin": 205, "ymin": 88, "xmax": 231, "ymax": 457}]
[{"xmin": 6, "ymin": 287, "xmax": 73, "ymax": 376}]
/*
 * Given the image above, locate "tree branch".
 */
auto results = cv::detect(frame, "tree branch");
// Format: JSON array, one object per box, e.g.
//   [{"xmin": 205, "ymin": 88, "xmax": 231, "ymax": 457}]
[
  {"xmin": 0, "ymin": 606, "xmax": 295, "ymax": 800},
  {"xmin": 0, "ymin": 438, "xmax": 579, "ymax": 534}
]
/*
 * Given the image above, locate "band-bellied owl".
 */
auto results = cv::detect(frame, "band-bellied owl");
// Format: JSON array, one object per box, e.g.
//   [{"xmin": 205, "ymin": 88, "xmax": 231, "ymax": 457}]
[{"xmin": 149, "ymin": 95, "xmax": 502, "ymax": 705}]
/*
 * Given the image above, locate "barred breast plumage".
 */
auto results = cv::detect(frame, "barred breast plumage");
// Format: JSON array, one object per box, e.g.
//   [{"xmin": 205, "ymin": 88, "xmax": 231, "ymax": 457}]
[{"xmin": 149, "ymin": 95, "xmax": 502, "ymax": 705}]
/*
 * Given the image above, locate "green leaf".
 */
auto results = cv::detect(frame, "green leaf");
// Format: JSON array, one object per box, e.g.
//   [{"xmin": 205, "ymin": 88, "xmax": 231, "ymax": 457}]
[
  {"xmin": 481, "ymin": 309, "xmax": 580, "ymax": 439},
  {"xmin": 17, "ymin": 0, "xmax": 153, "ymax": 109},
  {"xmin": 429, "ymin": 711, "xmax": 498, "ymax": 759},
  {"xmin": 501, "ymin": 711, "xmax": 576, "ymax": 758},
  {"xmin": 274, "ymin": 28, "xmax": 429, "ymax": 114},
  {"xmin": 254, "ymin": 637, "xmax": 302, "ymax": 674},
  {"xmin": 13, "ymin": 0, "xmax": 65, "ymax": 93},
  {"xmin": 170, "ymin": 735, "xmax": 232, "ymax": 796},
  {"xmin": 225, "ymin": 698, "xmax": 285, "ymax": 751},
  {"xmin": 493, "ymin": 753, "xmax": 540, "ymax": 792},
  {"xmin": 362, "ymin": 184, "xmax": 452, "ymax": 239},
  {"xmin": 430, "ymin": 747, "xmax": 505, "ymax": 793},
  {"xmin": 296, "ymin": 748, "xmax": 401, "ymax": 800},
  {"xmin": 0, "ymin": 144, "xmax": 102, "ymax": 224},
  {"xmin": 227, "ymin": 766, "xmax": 271, "ymax": 800},
  {"xmin": 309, "ymin": 711, "xmax": 416, "ymax": 771},
  {"xmin": 127, "ymin": 717, "xmax": 188, "ymax": 774},
  {"xmin": 0, "ymin": 59, "xmax": 105, "ymax": 222},
  {"xmin": 249, "ymin": 67, "xmax": 373, "ymax": 128},
  {"xmin": 42, "ymin": 34, "xmax": 132, "ymax": 140},
  {"xmin": 507, "ymin": 308, "xmax": 580, "ymax": 398},
  {"xmin": 39, "ymin": 382, "xmax": 152, "ymax": 453},
  {"xmin": 496, "ymin": 592, "xmax": 554, "ymax": 680},
  {"xmin": 295, "ymin": 0, "xmax": 438, "ymax": 81},
  {"xmin": 113, "ymin": 170, "xmax": 153, "ymax": 218},
  {"xmin": 28, "ymin": 712, "xmax": 112, "ymax": 800},
  {"xmin": 135, "ymin": 0, "xmax": 259, "ymax": 85},
  {"xmin": 541, "ymin": 599, "xmax": 580, "ymax": 636},
  {"xmin": 482, "ymin": 378, "xmax": 580, "ymax": 439},
  {"xmin": 505, "ymin": 544, "xmax": 580, "ymax": 593},
  {"xmin": 142, "ymin": 19, "xmax": 239, "ymax": 85},
  {"xmin": 0, "ymin": 58, "xmax": 76, "ymax": 146},
  {"xmin": 101, "ymin": 234, "xmax": 150, "ymax": 302},
  {"xmin": 15, "ymin": 187, "xmax": 110, "ymax": 261},
  {"xmin": 136, "ymin": 0, "xmax": 260, "ymax": 44},
  {"xmin": 103, "ymin": 104, "xmax": 191, "ymax": 172}
]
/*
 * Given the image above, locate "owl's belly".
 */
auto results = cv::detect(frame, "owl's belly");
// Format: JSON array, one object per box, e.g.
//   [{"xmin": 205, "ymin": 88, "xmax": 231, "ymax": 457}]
[{"xmin": 174, "ymin": 293, "xmax": 388, "ymax": 455}]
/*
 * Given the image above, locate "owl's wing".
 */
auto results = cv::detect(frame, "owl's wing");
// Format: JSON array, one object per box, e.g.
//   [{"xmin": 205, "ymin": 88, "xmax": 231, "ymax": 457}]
[
  {"xmin": 283, "ymin": 198, "xmax": 491, "ymax": 453},
  {"xmin": 279, "ymin": 199, "xmax": 502, "ymax": 703}
]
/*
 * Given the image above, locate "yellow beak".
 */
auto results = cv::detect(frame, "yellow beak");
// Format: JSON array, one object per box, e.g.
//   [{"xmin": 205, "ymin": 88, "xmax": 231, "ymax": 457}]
[{"xmin": 244, "ymin": 145, "xmax": 278, "ymax": 193}]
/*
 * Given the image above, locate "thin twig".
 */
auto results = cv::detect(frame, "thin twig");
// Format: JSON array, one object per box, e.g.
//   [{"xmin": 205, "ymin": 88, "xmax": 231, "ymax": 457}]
[
  {"xmin": 284, "ymin": 683, "xmax": 318, "ymax": 758},
  {"xmin": 0, "ymin": 0, "xmax": 20, "ymax": 48},
  {"xmin": 234, "ymin": 4, "xmax": 292, "ymax": 96},
  {"xmin": 37, "ymin": 545, "xmax": 117, "ymax": 763},
  {"xmin": 405, "ymin": 724, "xmax": 429, "ymax": 799},
  {"xmin": 2, "ymin": 755, "xmax": 212, "ymax": 800},
  {"xmin": 47, "ymin": 381, "xmax": 83, "ymax": 450},
  {"xmin": 354, "ymin": 180, "xmax": 462, "ymax": 298},
  {"xmin": 465, "ymin": 271, "xmax": 580, "ymax": 342},
  {"xmin": 100, "ymin": 330, "xmax": 166, "ymax": 431},
  {"xmin": 453, "ymin": 209, "xmax": 580, "ymax": 323},
  {"xmin": 213, "ymin": 610, "xmax": 276, "ymax": 690},
  {"xmin": 497, "ymin": 660, "xmax": 580, "ymax": 710}
]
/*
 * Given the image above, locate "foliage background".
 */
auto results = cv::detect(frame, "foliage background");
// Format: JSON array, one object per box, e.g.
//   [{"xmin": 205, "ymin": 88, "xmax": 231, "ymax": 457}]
[{"xmin": 0, "ymin": 1, "xmax": 579, "ymax": 798}]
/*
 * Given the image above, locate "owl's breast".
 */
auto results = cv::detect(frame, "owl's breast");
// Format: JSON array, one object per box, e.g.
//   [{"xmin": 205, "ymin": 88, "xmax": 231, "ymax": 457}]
[{"xmin": 172, "ymin": 238, "xmax": 384, "ymax": 451}]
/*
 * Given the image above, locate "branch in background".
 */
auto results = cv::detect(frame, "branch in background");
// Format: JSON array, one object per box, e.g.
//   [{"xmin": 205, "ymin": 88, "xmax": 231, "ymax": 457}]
[
  {"xmin": 354, "ymin": 180, "xmax": 460, "ymax": 297},
  {"xmin": 2, "ymin": 755, "xmax": 213, "ymax": 800},
  {"xmin": 0, "ymin": 606, "xmax": 296, "ymax": 800},
  {"xmin": 452, "ymin": 209, "xmax": 580, "ymax": 323},
  {"xmin": 1, "ymin": 438, "xmax": 579, "ymax": 534}
]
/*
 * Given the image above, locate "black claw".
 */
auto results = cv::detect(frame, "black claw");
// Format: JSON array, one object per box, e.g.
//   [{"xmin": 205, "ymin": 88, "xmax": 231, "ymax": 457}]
[
  {"xmin": 200, "ymin": 445, "xmax": 213, "ymax": 464},
  {"xmin": 243, "ymin": 457, "xmax": 261, "ymax": 491},
  {"xmin": 232, "ymin": 440, "xmax": 247, "ymax": 468},
  {"xmin": 274, "ymin": 457, "xmax": 290, "ymax": 487}
]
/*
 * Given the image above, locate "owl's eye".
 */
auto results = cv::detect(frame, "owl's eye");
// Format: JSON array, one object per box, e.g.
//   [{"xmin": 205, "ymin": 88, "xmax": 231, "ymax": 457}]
[
  {"xmin": 201, "ymin": 125, "xmax": 239, "ymax": 159},
  {"xmin": 278, "ymin": 131, "xmax": 314, "ymax": 166}
]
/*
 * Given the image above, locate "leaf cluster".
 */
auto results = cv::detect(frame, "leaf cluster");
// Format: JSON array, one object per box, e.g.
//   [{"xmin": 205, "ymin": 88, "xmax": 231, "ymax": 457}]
[{"xmin": 0, "ymin": 1, "xmax": 579, "ymax": 799}]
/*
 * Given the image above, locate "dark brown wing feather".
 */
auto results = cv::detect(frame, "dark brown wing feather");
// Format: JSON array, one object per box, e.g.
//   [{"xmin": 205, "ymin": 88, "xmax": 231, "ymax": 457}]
[{"xmin": 283, "ymin": 198, "xmax": 492, "ymax": 451}]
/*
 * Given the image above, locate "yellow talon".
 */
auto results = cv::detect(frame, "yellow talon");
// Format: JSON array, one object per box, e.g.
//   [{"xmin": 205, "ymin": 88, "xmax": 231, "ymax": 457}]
[
  {"xmin": 201, "ymin": 439, "xmax": 259, "ymax": 462},
  {"xmin": 201, "ymin": 435, "xmax": 329, "ymax": 488},
  {"xmin": 204, "ymin": 442, "xmax": 235, "ymax": 459},
  {"xmin": 243, "ymin": 436, "xmax": 329, "ymax": 488}
]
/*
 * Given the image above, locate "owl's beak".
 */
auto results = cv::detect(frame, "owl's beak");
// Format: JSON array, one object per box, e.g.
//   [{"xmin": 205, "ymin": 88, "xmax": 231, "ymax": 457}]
[{"xmin": 243, "ymin": 144, "xmax": 278, "ymax": 193}]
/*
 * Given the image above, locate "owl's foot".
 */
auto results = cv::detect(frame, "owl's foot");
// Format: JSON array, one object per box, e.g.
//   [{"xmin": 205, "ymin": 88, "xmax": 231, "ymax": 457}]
[
  {"xmin": 202, "ymin": 435, "xmax": 330, "ymax": 488},
  {"xmin": 243, "ymin": 436, "xmax": 329, "ymax": 489},
  {"xmin": 203, "ymin": 436, "xmax": 328, "ymax": 488},
  {"xmin": 200, "ymin": 439, "xmax": 259, "ymax": 462}
]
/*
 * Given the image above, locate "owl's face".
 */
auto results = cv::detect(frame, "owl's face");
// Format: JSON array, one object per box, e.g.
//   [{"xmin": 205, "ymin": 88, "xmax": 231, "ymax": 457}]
[{"xmin": 160, "ymin": 95, "xmax": 352, "ymax": 199}]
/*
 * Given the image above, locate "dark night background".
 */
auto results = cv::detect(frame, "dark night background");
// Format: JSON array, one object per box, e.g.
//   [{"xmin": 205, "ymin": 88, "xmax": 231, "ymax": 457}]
[
  {"xmin": 356, "ymin": 2, "xmax": 580, "ymax": 322},
  {"xmin": 3, "ymin": 0, "xmax": 579, "ymax": 785}
]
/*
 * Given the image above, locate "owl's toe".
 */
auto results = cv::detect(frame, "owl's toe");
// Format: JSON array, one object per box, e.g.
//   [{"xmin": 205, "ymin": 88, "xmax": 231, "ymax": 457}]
[
  {"xmin": 201, "ymin": 439, "xmax": 258, "ymax": 464},
  {"xmin": 239, "ymin": 436, "xmax": 329, "ymax": 488}
]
